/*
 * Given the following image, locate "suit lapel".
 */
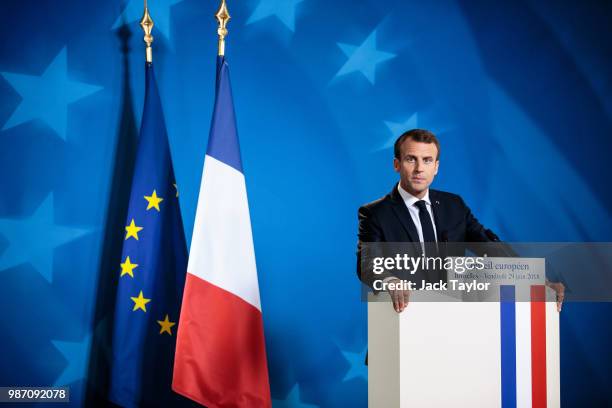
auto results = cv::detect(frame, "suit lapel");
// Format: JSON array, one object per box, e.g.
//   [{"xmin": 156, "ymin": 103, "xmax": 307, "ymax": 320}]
[{"xmin": 389, "ymin": 185, "xmax": 420, "ymax": 243}]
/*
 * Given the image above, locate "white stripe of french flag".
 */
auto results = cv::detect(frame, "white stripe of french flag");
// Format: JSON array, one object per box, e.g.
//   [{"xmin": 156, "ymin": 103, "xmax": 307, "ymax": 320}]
[{"xmin": 172, "ymin": 56, "xmax": 271, "ymax": 407}]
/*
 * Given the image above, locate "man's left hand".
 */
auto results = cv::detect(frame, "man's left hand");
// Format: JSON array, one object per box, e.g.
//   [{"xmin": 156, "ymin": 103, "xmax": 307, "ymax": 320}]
[{"xmin": 546, "ymin": 281, "xmax": 565, "ymax": 312}]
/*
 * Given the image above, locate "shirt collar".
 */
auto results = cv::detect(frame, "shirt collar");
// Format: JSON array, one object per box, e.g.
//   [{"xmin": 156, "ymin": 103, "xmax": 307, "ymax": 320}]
[{"xmin": 397, "ymin": 183, "xmax": 431, "ymax": 208}]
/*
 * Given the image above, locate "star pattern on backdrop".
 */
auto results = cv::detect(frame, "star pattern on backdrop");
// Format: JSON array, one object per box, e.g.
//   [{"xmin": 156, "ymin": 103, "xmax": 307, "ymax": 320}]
[
  {"xmin": 51, "ymin": 333, "xmax": 92, "ymax": 386},
  {"xmin": 0, "ymin": 194, "xmax": 89, "ymax": 282},
  {"xmin": 247, "ymin": 0, "xmax": 305, "ymax": 32},
  {"xmin": 0, "ymin": 47, "xmax": 102, "ymax": 139},
  {"xmin": 340, "ymin": 347, "xmax": 368, "ymax": 381},
  {"xmin": 335, "ymin": 29, "xmax": 396, "ymax": 85},
  {"xmin": 112, "ymin": 0, "xmax": 183, "ymax": 41},
  {"xmin": 377, "ymin": 113, "xmax": 419, "ymax": 151},
  {"xmin": 273, "ymin": 384, "xmax": 318, "ymax": 408}
]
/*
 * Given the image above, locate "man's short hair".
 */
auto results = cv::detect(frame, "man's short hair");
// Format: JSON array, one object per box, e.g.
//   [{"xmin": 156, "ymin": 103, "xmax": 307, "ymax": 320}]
[{"xmin": 394, "ymin": 129, "xmax": 440, "ymax": 160}]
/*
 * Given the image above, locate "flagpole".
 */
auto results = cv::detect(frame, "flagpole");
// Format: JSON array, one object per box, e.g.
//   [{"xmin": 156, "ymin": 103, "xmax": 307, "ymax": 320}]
[
  {"xmin": 215, "ymin": 0, "xmax": 230, "ymax": 56},
  {"xmin": 140, "ymin": 0, "xmax": 154, "ymax": 63}
]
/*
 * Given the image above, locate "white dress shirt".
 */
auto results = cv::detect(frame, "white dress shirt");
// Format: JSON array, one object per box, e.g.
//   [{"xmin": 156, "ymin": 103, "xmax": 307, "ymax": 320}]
[{"xmin": 397, "ymin": 184, "xmax": 438, "ymax": 249}]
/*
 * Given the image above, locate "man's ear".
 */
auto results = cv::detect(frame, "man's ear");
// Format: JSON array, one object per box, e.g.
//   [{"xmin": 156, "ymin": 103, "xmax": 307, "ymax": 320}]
[
  {"xmin": 393, "ymin": 158, "xmax": 400, "ymax": 172},
  {"xmin": 434, "ymin": 160, "xmax": 439, "ymax": 175}
]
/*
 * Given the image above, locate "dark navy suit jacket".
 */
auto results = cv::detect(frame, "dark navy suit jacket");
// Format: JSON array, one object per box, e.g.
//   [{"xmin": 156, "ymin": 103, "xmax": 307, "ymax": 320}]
[{"xmin": 357, "ymin": 184, "xmax": 498, "ymax": 287}]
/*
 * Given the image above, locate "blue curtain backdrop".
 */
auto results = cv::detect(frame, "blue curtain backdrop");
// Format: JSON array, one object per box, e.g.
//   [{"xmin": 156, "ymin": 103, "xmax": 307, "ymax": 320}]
[{"xmin": 0, "ymin": 0, "xmax": 611, "ymax": 406}]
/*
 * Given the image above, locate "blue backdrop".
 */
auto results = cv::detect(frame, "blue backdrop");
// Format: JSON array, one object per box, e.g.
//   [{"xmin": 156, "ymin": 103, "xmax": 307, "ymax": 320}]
[{"xmin": 0, "ymin": 0, "xmax": 611, "ymax": 406}]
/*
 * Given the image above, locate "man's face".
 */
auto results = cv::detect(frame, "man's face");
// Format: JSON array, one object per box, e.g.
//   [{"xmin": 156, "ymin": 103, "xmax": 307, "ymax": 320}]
[{"xmin": 394, "ymin": 139, "xmax": 439, "ymax": 197}]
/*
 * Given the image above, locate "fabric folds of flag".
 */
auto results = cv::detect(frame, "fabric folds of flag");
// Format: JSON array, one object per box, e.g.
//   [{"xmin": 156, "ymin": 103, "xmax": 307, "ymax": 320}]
[
  {"xmin": 108, "ymin": 62, "xmax": 188, "ymax": 407},
  {"xmin": 172, "ymin": 56, "xmax": 271, "ymax": 407}
]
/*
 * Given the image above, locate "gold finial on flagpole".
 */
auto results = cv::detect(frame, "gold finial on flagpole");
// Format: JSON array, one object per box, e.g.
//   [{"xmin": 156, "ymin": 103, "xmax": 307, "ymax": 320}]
[
  {"xmin": 140, "ymin": 0, "xmax": 154, "ymax": 63},
  {"xmin": 215, "ymin": 0, "xmax": 230, "ymax": 56}
]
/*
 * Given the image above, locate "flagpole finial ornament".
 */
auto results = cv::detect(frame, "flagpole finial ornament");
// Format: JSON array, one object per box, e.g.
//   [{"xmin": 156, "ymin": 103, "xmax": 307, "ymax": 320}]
[
  {"xmin": 215, "ymin": 0, "xmax": 230, "ymax": 56},
  {"xmin": 140, "ymin": 0, "xmax": 154, "ymax": 63}
]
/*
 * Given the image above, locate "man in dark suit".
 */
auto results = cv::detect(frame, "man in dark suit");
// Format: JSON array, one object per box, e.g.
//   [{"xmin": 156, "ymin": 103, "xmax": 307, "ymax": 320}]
[{"xmin": 357, "ymin": 129, "xmax": 565, "ymax": 313}]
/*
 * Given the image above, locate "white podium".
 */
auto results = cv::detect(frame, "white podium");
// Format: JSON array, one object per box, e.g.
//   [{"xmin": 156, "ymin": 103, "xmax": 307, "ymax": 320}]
[{"xmin": 367, "ymin": 259, "xmax": 560, "ymax": 408}]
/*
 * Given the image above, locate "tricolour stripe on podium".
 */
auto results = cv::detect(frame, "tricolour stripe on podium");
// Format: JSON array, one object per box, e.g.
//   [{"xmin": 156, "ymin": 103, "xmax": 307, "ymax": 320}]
[{"xmin": 500, "ymin": 285, "xmax": 556, "ymax": 408}]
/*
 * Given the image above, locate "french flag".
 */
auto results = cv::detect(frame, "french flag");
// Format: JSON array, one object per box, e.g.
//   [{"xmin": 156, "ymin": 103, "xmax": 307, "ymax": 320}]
[
  {"xmin": 500, "ymin": 285, "xmax": 560, "ymax": 408},
  {"xmin": 172, "ymin": 56, "xmax": 271, "ymax": 407}
]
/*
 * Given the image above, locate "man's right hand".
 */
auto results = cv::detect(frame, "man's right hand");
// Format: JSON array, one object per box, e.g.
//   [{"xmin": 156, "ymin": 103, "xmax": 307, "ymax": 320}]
[{"xmin": 387, "ymin": 278, "xmax": 410, "ymax": 313}]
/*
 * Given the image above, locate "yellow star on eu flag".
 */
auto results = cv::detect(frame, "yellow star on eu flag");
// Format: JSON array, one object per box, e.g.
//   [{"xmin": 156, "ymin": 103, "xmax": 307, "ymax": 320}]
[
  {"xmin": 157, "ymin": 314, "xmax": 176, "ymax": 335},
  {"xmin": 125, "ymin": 219, "xmax": 143, "ymax": 240},
  {"xmin": 144, "ymin": 190, "xmax": 164, "ymax": 211},
  {"xmin": 120, "ymin": 256, "xmax": 138, "ymax": 278},
  {"xmin": 131, "ymin": 290, "xmax": 151, "ymax": 312}
]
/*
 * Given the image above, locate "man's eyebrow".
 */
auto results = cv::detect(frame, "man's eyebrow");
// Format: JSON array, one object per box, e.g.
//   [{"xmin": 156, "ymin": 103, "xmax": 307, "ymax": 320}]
[{"xmin": 403, "ymin": 154, "xmax": 434, "ymax": 159}]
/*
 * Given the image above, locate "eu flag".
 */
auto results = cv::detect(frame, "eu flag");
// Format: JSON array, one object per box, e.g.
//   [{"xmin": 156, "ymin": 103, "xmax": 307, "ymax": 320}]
[{"xmin": 108, "ymin": 61, "xmax": 188, "ymax": 407}]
